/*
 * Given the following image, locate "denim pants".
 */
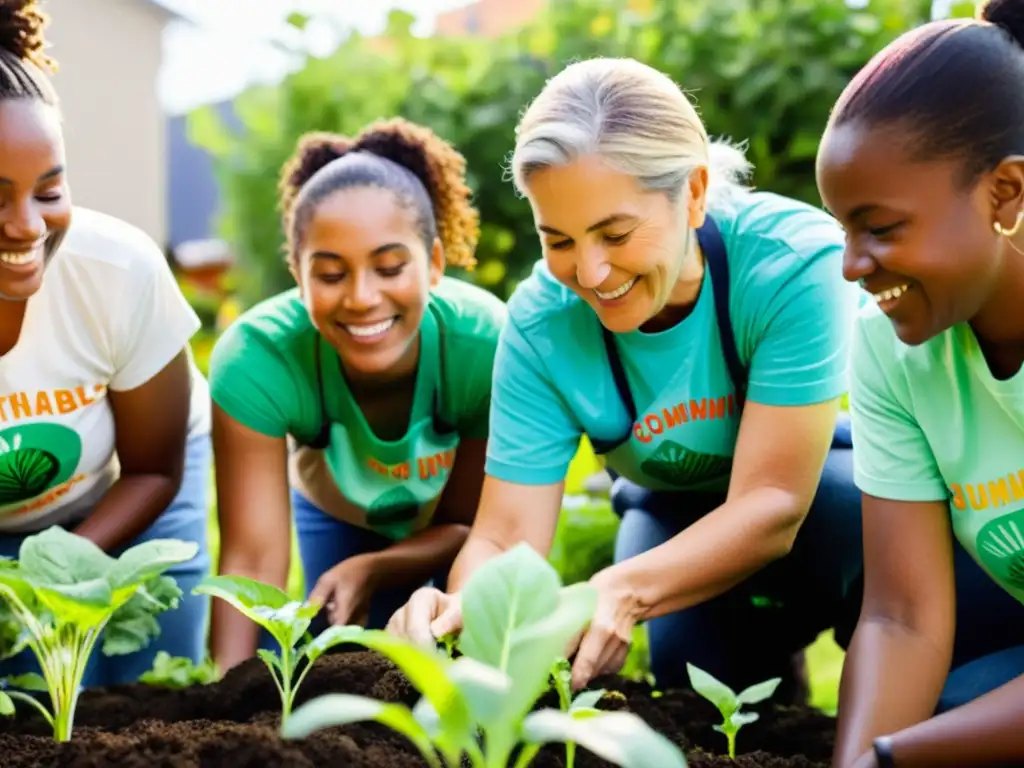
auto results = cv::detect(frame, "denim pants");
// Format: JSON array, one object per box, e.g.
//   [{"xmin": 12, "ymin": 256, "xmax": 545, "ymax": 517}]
[
  {"xmin": 0, "ymin": 430, "xmax": 212, "ymax": 688},
  {"xmin": 256, "ymin": 490, "xmax": 447, "ymax": 651},
  {"xmin": 610, "ymin": 416, "xmax": 863, "ymax": 693}
]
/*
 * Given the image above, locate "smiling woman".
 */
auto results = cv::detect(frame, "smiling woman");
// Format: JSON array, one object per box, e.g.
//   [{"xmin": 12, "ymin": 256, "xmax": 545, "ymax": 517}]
[
  {"xmin": 205, "ymin": 117, "xmax": 506, "ymax": 674},
  {"xmin": 389, "ymin": 57, "xmax": 865, "ymax": 707},
  {"xmin": 0, "ymin": 1, "xmax": 212, "ymax": 688}
]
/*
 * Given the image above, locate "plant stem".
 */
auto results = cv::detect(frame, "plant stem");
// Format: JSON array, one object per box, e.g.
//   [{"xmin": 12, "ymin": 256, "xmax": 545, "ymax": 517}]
[
  {"xmin": 511, "ymin": 744, "xmax": 541, "ymax": 768},
  {"xmin": 279, "ymin": 649, "xmax": 294, "ymax": 726},
  {"xmin": 4, "ymin": 691, "xmax": 53, "ymax": 726},
  {"xmin": 727, "ymin": 729, "xmax": 736, "ymax": 760}
]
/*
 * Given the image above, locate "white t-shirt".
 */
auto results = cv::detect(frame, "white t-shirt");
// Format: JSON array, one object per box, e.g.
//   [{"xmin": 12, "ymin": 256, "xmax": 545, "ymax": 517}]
[{"xmin": 0, "ymin": 206, "xmax": 210, "ymax": 533}]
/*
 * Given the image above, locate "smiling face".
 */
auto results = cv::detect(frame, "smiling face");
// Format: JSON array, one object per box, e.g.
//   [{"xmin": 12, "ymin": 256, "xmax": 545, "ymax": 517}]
[
  {"xmin": 522, "ymin": 154, "xmax": 702, "ymax": 334},
  {"xmin": 291, "ymin": 185, "xmax": 444, "ymax": 380},
  {"xmin": 816, "ymin": 120, "xmax": 1017, "ymax": 346},
  {"xmin": 0, "ymin": 99, "xmax": 71, "ymax": 301}
]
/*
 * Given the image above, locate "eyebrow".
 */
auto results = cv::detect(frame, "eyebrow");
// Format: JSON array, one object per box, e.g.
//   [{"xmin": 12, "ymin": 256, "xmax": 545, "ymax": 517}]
[
  {"xmin": 0, "ymin": 165, "xmax": 64, "ymax": 185},
  {"xmin": 538, "ymin": 213, "xmax": 637, "ymax": 237},
  {"xmin": 846, "ymin": 203, "xmax": 880, "ymax": 223},
  {"xmin": 311, "ymin": 242, "xmax": 409, "ymax": 261}
]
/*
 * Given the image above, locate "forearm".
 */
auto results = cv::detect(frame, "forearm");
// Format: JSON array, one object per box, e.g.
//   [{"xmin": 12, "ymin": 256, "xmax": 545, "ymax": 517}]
[
  {"xmin": 873, "ymin": 673, "xmax": 1024, "ymax": 767},
  {"xmin": 73, "ymin": 473, "xmax": 180, "ymax": 552},
  {"xmin": 832, "ymin": 618, "xmax": 951, "ymax": 767},
  {"xmin": 446, "ymin": 531, "xmax": 510, "ymax": 592},
  {"xmin": 603, "ymin": 488, "xmax": 804, "ymax": 620},
  {"xmin": 367, "ymin": 523, "xmax": 470, "ymax": 591}
]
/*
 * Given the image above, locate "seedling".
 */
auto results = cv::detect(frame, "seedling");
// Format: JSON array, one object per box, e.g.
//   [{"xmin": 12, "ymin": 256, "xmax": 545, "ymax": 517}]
[
  {"xmin": 283, "ymin": 543, "xmax": 687, "ymax": 768},
  {"xmin": 192, "ymin": 574, "xmax": 357, "ymax": 726},
  {"xmin": 551, "ymin": 658, "xmax": 607, "ymax": 768},
  {"xmin": 685, "ymin": 662, "xmax": 780, "ymax": 759},
  {"xmin": 0, "ymin": 526, "xmax": 198, "ymax": 741},
  {"xmin": 139, "ymin": 651, "xmax": 219, "ymax": 689}
]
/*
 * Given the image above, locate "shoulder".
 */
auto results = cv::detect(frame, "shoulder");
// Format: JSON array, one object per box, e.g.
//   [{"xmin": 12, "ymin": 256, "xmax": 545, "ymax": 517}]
[
  {"xmin": 54, "ymin": 207, "xmax": 168, "ymax": 285},
  {"xmin": 504, "ymin": 260, "xmax": 594, "ymax": 350},
  {"xmin": 210, "ymin": 288, "xmax": 314, "ymax": 375},
  {"xmin": 713, "ymin": 190, "xmax": 846, "ymax": 277},
  {"xmin": 428, "ymin": 276, "xmax": 507, "ymax": 347},
  {"xmin": 853, "ymin": 301, "xmax": 950, "ymax": 380}
]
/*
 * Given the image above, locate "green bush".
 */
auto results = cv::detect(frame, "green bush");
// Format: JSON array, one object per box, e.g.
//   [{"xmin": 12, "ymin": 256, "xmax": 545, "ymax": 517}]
[{"xmin": 189, "ymin": 0, "xmax": 932, "ymax": 309}]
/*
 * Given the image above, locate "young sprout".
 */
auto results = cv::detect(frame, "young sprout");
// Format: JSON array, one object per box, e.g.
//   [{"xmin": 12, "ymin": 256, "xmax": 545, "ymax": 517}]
[{"xmin": 686, "ymin": 662, "xmax": 780, "ymax": 759}]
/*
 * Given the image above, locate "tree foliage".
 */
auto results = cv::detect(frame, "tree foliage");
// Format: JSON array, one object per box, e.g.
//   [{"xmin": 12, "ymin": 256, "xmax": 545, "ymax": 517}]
[{"xmin": 189, "ymin": 0, "xmax": 933, "ymax": 306}]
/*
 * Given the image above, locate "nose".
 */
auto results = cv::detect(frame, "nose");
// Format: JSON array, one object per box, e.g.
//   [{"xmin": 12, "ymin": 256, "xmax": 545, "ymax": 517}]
[
  {"xmin": 575, "ymin": 244, "xmax": 611, "ymax": 290},
  {"xmin": 2, "ymin": 200, "xmax": 46, "ymax": 244},
  {"xmin": 841, "ymin": 242, "xmax": 876, "ymax": 284},
  {"xmin": 342, "ymin": 270, "xmax": 381, "ymax": 312}
]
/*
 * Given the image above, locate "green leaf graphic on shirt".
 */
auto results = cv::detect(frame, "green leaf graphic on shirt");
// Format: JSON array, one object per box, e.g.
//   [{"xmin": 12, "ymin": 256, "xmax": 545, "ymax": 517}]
[
  {"xmin": 0, "ymin": 424, "xmax": 82, "ymax": 506},
  {"xmin": 639, "ymin": 440, "xmax": 732, "ymax": 487},
  {"xmin": 366, "ymin": 486, "xmax": 421, "ymax": 525},
  {"xmin": 976, "ymin": 508, "xmax": 1024, "ymax": 590}
]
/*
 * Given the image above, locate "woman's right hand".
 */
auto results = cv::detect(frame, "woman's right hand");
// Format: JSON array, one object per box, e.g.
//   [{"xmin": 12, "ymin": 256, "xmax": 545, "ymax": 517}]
[{"xmin": 387, "ymin": 586, "xmax": 463, "ymax": 646}]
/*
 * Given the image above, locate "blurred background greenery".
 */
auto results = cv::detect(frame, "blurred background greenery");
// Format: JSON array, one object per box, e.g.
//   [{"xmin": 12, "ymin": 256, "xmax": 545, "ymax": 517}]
[{"xmin": 179, "ymin": 0, "xmax": 979, "ymax": 714}]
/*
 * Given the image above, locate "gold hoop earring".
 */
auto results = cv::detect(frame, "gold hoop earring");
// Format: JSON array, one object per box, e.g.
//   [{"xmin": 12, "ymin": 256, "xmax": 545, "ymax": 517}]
[{"xmin": 993, "ymin": 210, "xmax": 1024, "ymax": 237}]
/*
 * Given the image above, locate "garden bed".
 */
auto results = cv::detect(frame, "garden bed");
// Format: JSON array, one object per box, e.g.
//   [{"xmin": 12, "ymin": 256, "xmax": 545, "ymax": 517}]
[{"xmin": 0, "ymin": 650, "xmax": 836, "ymax": 767}]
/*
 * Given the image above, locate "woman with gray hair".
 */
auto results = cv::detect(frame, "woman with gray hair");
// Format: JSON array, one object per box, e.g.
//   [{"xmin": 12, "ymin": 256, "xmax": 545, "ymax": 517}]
[{"xmin": 388, "ymin": 56, "xmax": 864, "ymax": 700}]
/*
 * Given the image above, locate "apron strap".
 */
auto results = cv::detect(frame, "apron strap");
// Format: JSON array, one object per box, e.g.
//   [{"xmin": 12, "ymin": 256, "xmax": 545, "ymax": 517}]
[
  {"xmin": 699, "ymin": 215, "xmax": 748, "ymax": 410},
  {"xmin": 599, "ymin": 214, "xmax": 748, "ymax": 427}
]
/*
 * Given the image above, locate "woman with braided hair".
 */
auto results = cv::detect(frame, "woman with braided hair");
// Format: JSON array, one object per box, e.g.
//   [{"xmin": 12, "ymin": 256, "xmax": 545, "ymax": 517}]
[
  {"xmin": 207, "ymin": 118, "xmax": 505, "ymax": 673},
  {"xmin": 0, "ymin": 1, "xmax": 212, "ymax": 684}
]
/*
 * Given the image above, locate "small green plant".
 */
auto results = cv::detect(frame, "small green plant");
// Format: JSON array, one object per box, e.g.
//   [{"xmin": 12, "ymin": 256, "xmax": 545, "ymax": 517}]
[
  {"xmin": 191, "ymin": 575, "xmax": 355, "ymax": 726},
  {"xmin": 282, "ymin": 543, "xmax": 686, "ymax": 768},
  {"xmin": 0, "ymin": 526, "xmax": 198, "ymax": 741},
  {"xmin": 551, "ymin": 658, "xmax": 606, "ymax": 768},
  {"xmin": 686, "ymin": 662, "xmax": 781, "ymax": 759},
  {"xmin": 138, "ymin": 651, "xmax": 219, "ymax": 689}
]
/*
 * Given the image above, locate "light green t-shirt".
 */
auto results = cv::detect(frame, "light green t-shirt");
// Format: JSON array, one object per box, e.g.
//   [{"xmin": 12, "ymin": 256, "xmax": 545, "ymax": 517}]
[
  {"xmin": 208, "ymin": 276, "xmax": 506, "ymax": 539},
  {"xmin": 850, "ymin": 303, "xmax": 1024, "ymax": 604}
]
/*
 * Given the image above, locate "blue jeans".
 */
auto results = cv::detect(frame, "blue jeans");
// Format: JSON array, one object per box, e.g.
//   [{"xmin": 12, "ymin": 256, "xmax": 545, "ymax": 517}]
[
  {"xmin": 0, "ymin": 431, "xmax": 212, "ymax": 688},
  {"xmin": 611, "ymin": 424, "xmax": 863, "ymax": 694},
  {"xmin": 257, "ymin": 490, "xmax": 447, "ymax": 651}
]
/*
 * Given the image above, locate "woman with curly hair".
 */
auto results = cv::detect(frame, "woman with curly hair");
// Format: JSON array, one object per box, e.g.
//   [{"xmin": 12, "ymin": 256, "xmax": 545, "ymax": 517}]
[
  {"xmin": 206, "ymin": 118, "xmax": 506, "ymax": 672},
  {"xmin": 0, "ymin": 2, "xmax": 212, "ymax": 684}
]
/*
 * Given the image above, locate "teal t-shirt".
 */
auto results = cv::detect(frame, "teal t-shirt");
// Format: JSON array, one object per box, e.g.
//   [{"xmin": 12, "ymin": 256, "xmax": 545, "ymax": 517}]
[
  {"xmin": 209, "ymin": 276, "xmax": 506, "ymax": 538},
  {"xmin": 485, "ymin": 190, "xmax": 861, "ymax": 491},
  {"xmin": 850, "ymin": 303, "xmax": 1024, "ymax": 605}
]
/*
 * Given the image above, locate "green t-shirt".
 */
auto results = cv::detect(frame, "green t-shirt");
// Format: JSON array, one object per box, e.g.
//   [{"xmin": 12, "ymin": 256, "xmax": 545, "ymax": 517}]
[
  {"xmin": 208, "ymin": 276, "xmax": 506, "ymax": 538},
  {"xmin": 850, "ymin": 303, "xmax": 1024, "ymax": 605}
]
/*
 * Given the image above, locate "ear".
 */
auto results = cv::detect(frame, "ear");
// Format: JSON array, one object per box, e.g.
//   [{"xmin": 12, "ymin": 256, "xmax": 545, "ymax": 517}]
[
  {"xmin": 428, "ymin": 237, "xmax": 445, "ymax": 289},
  {"xmin": 988, "ymin": 155, "xmax": 1024, "ymax": 233},
  {"xmin": 685, "ymin": 166, "xmax": 710, "ymax": 229}
]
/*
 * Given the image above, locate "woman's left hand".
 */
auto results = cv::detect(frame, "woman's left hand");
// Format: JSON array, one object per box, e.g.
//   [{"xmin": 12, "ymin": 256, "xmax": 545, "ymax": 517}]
[
  {"xmin": 568, "ymin": 568, "xmax": 644, "ymax": 690},
  {"xmin": 308, "ymin": 555, "xmax": 379, "ymax": 627}
]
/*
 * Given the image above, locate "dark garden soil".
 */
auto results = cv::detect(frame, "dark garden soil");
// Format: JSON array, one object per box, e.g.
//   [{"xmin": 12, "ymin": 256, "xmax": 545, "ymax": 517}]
[{"xmin": 0, "ymin": 650, "xmax": 835, "ymax": 767}]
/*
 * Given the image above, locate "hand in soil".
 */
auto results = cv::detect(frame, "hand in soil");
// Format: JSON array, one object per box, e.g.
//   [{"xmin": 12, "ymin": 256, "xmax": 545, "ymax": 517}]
[
  {"xmin": 307, "ymin": 555, "xmax": 376, "ymax": 626},
  {"xmin": 385, "ymin": 585, "xmax": 462, "ymax": 646},
  {"xmin": 569, "ymin": 569, "xmax": 643, "ymax": 690}
]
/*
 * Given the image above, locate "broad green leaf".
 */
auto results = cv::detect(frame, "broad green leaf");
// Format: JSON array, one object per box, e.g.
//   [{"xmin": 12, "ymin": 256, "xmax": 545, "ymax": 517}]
[
  {"xmin": 522, "ymin": 709, "xmax": 687, "ymax": 768},
  {"xmin": 736, "ymin": 677, "xmax": 781, "ymax": 705},
  {"xmin": 342, "ymin": 630, "xmax": 473, "ymax": 751},
  {"xmin": 416, "ymin": 655, "xmax": 511, "ymax": 727},
  {"xmin": 282, "ymin": 694, "xmax": 441, "ymax": 768},
  {"xmin": 0, "ymin": 571, "xmax": 36, "ymax": 659},
  {"xmin": 251, "ymin": 601, "xmax": 319, "ymax": 649},
  {"xmin": 107, "ymin": 539, "xmax": 199, "ymax": 591},
  {"xmin": 459, "ymin": 542, "xmax": 561, "ymax": 669},
  {"xmin": 730, "ymin": 710, "xmax": 759, "ymax": 728},
  {"xmin": 19, "ymin": 527, "xmax": 112, "ymax": 585},
  {"xmin": 686, "ymin": 663, "xmax": 737, "ymax": 714},
  {"xmin": 0, "ymin": 691, "xmax": 12, "ymax": 716},
  {"xmin": 31, "ymin": 579, "xmax": 114, "ymax": 627},
  {"xmin": 489, "ymin": 581, "xmax": 597, "ymax": 728},
  {"xmin": 257, "ymin": 648, "xmax": 283, "ymax": 674},
  {"xmin": 5, "ymin": 672, "xmax": 46, "ymax": 691},
  {"xmin": 192, "ymin": 574, "xmax": 292, "ymax": 611},
  {"xmin": 105, "ymin": 576, "xmax": 182, "ymax": 655}
]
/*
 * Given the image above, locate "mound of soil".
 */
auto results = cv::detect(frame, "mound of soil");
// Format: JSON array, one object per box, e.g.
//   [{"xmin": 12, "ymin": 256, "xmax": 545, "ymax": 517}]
[{"xmin": 0, "ymin": 650, "xmax": 835, "ymax": 767}]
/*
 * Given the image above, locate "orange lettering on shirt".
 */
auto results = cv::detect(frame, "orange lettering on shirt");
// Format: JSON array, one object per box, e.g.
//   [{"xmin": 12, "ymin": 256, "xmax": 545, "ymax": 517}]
[
  {"xmin": 34, "ymin": 391, "xmax": 54, "ymax": 416},
  {"xmin": 952, "ymin": 468, "xmax": 1024, "ymax": 512}
]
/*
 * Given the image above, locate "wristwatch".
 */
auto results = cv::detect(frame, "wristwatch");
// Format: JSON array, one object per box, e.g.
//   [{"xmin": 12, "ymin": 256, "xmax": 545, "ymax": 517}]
[{"xmin": 872, "ymin": 736, "xmax": 895, "ymax": 767}]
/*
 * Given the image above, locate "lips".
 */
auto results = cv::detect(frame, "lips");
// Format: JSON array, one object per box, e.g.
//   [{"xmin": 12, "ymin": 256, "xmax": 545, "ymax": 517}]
[
  {"xmin": 594, "ymin": 276, "xmax": 638, "ymax": 301},
  {"xmin": 337, "ymin": 316, "xmax": 399, "ymax": 344}
]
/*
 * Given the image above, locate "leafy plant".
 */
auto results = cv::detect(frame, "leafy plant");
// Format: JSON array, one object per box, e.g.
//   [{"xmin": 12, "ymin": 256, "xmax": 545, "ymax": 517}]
[
  {"xmin": 138, "ymin": 651, "xmax": 219, "ymax": 689},
  {"xmin": 0, "ymin": 526, "xmax": 198, "ymax": 741},
  {"xmin": 283, "ymin": 543, "xmax": 687, "ymax": 768},
  {"xmin": 550, "ymin": 658, "xmax": 607, "ymax": 768},
  {"xmin": 191, "ymin": 574, "xmax": 355, "ymax": 726},
  {"xmin": 686, "ymin": 662, "xmax": 781, "ymax": 759}
]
